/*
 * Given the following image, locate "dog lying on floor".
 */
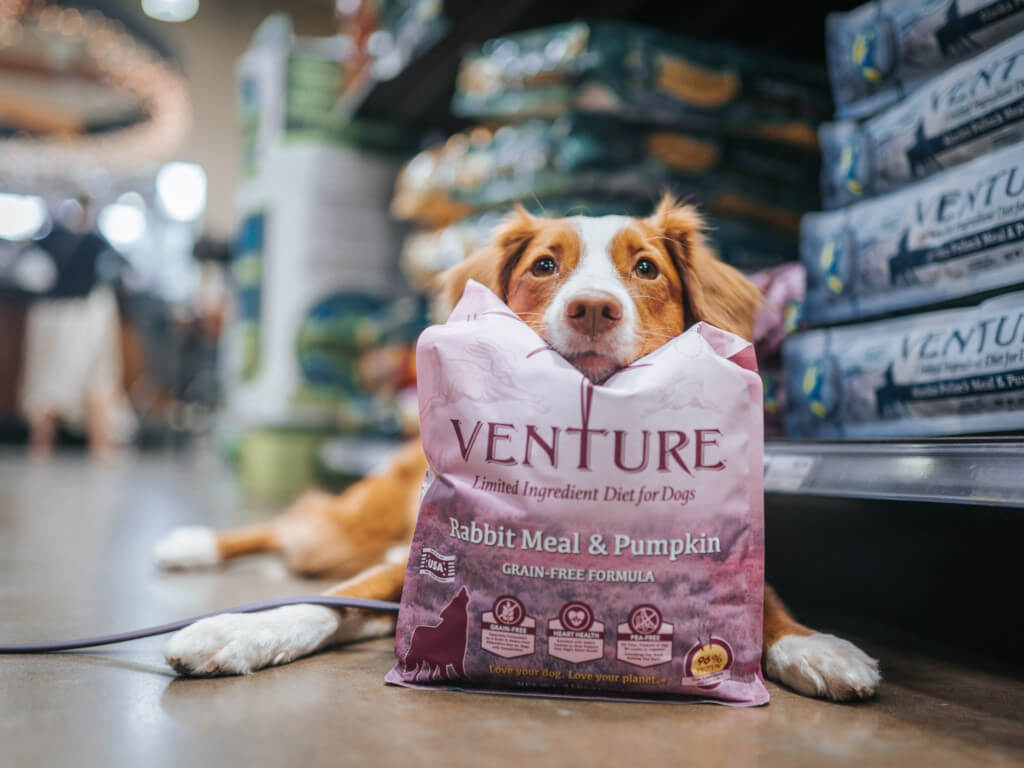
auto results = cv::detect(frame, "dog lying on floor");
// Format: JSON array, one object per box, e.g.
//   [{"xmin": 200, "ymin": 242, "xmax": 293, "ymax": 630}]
[{"xmin": 154, "ymin": 196, "xmax": 880, "ymax": 701}]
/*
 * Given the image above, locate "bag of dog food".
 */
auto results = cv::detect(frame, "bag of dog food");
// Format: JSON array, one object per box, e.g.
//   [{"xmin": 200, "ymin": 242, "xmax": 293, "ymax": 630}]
[
  {"xmin": 802, "ymin": 141, "xmax": 1024, "ymax": 327},
  {"xmin": 391, "ymin": 117, "xmax": 815, "ymax": 236},
  {"xmin": 386, "ymin": 282, "xmax": 768, "ymax": 705},
  {"xmin": 827, "ymin": 0, "xmax": 1024, "ymax": 119},
  {"xmin": 783, "ymin": 289, "xmax": 1024, "ymax": 438},
  {"xmin": 821, "ymin": 31, "xmax": 1024, "ymax": 209},
  {"xmin": 749, "ymin": 264, "xmax": 806, "ymax": 440},
  {"xmin": 454, "ymin": 21, "xmax": 829, "ymax": 148}
]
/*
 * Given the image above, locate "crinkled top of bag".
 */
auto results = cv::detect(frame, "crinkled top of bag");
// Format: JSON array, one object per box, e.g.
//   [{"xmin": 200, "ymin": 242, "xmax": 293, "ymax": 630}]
[{"xmin": 416, "ymin": 281, "xmax": 763, "ymax": 519}]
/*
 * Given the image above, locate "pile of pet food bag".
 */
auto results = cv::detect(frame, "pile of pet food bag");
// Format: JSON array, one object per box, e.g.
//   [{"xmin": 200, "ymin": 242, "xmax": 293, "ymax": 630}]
[
  {"xmin": 786, "ymin": 1, "xmax": 1024, "ymax": 439},
  {"xmin": 394, "ymin": 21, "xmax": 827, "ymax": 437}
]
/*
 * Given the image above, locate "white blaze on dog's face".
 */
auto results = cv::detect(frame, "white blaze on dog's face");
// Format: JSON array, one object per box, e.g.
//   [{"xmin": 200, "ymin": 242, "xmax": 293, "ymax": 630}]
[
  {"xmin": 535, "ymin": 214, "xmax": 652, "ymax": 383},
  {"xmin": 438, "ymin": 195, "xmax": 761, "ymax": 383}
]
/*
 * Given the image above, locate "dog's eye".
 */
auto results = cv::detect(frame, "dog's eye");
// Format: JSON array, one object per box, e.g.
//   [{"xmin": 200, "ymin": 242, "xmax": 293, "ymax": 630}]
[
  {"xmin": 531, "ymin": 256, "xmax": 557, "ymax": 277},
  {"xmin": 634, "ymin": 258, "xmax": 659, "ymax": 279}
]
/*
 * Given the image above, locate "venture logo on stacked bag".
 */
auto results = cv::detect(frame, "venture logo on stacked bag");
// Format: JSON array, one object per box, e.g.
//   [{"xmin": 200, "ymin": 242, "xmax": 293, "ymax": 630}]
[
  {"xmin": 821, "ymin": 31, "xmax": 1024, "ymax": 208},
  {"xmin": 803, "ymin": 141, "xmax": 1024, "ymax": 326},
  {"xmin": 784, "ymin": 290, "xmax": 1024, "ymax": 438},
  {"xmin": 827, "ymin": 0, "xmax": 1024, "ymax": 119}
]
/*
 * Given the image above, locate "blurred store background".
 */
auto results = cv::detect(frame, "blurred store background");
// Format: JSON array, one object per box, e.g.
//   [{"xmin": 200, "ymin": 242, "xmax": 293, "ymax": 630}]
[
  {"xmin": 1, "ymin": 0, "xmax": 1023, "ymax": 530},
  {"xmin": 0, "ymin": 0, "xmax": 1022, "ymax": 697},
  {"xmin": 0, "ymin": 0, "xmax": 825, "ymax": 499}
]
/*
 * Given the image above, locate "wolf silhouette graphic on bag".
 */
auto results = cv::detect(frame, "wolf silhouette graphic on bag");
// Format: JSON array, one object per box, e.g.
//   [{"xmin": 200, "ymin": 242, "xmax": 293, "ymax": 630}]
[
  {"xmin": 875, "ymin": 363, "xmax": 903, "ymax": 418},
  {"xmin": 887, "ymin": 231, "xmax": 931, "ymax": 285},
  {"xmin": 935, "ymin": 1, "xmax": 983, "ymax": 57},
  {"xmin": 905, "ymin": 122, "xmax": 942, "ymax": 178},
  {"xmin": 402, "ymin": 587, "xmax": 470, "ymax": 680}
]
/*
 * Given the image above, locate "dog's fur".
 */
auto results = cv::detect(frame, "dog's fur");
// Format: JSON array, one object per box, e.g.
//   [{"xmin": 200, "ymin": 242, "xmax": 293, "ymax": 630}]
[{"xmin": 156, "ymin": 196, "xmax": 880, "ymax": 700}]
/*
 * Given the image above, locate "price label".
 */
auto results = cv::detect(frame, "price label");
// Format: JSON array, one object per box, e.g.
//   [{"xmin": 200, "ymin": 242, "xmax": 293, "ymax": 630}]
[{"xmin": 764, "ymin": 454, "xmax": 817, "ymax": 492}]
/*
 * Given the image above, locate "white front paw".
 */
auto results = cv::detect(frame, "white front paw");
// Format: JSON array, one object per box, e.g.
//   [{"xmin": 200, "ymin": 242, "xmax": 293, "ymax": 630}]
[
  {"xmin": 164, "ymin": 605, "xmax": 340, "ymax": 676},
  {"xmin": 154, "ymin": 526, "xmax": 222, "ymax": 569},
  {"xmin": 765, "ymin": 633, "xmax": 880, "ymax": 701}
]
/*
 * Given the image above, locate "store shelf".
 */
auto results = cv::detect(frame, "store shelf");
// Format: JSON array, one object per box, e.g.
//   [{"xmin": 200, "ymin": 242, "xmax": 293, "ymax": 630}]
[
  {"xmin": 339, "ymin": 0, "xmax": 546, "ymax": 131},
  {"xmin": 341, "ymin": 0, "xmax": 853, "ymax": 130},
  {"xmin": 318, "ymin": 436, "xmax": 405, "ymax": 478},
  {"xmin": 764, "ymin": 438, "xmax": 1024, "ymax": 508}
]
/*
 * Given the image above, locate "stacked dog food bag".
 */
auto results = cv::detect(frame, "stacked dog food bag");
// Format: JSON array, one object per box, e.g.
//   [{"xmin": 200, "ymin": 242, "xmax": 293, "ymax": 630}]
[
  {"xmin": 391, "ymin": 22, "xmax": 830, "ymax": 432},
  {"xmin": 224, "ymin": 15, "xmax": 426, "ymax": 497},
  {"xmin": 786, "ymin": 1, "xmax": 1024, "ymax": 438}
]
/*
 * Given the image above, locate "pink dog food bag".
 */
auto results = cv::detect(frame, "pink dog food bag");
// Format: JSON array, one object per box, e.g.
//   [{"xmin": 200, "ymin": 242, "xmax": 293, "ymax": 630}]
[{"xmin": 386, "ymin": 282, "xmax": 768, "ymax": 705}]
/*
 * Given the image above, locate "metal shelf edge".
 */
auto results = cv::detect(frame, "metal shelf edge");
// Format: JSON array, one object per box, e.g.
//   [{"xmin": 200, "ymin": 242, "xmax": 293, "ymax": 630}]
[{"xmin": 764, "ymin": 439, "xmax": 1024, "ymax": 508}]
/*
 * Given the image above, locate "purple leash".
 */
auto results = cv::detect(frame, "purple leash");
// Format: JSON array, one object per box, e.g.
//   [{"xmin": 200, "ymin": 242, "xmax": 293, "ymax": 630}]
[{"xmin": 0, "ymin": 596, "xmax": 400, "ymax": 653}]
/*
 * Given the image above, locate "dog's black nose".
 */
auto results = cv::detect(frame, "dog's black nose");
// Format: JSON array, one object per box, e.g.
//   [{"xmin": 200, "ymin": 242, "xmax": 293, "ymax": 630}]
[{"xmin": 566, "ymin": 290, "xmax": 623, "ymax": 338}]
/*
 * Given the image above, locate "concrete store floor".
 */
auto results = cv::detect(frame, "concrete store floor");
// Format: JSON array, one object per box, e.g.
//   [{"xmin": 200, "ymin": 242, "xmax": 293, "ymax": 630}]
[{"xmin": 1, "ymin": 450, "xmax": 1021, "ymax": 768}]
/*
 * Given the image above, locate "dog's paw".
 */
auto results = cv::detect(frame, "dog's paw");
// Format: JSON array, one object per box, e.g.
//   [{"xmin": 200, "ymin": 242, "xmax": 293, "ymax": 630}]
[
  {"xmin": 154, "ymin": 526, "xmax": 222, "ymax": 569},
  {"xmin": 164, "ymin": 605, "xmax": 341, "ymax": 676},
  {"xmin": 765, "ymin": 633, "xmax": 880, "ymax": 702}
]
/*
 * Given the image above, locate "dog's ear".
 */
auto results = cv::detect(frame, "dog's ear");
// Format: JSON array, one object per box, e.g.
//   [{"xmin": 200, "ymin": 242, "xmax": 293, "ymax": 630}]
[
  {"xmin": 434, "ymin": 205, "xmax": 538, "ymax": 315},
  {"xmin": 648, "ymin": 194, "xmax": 762, "ymax": 342}
]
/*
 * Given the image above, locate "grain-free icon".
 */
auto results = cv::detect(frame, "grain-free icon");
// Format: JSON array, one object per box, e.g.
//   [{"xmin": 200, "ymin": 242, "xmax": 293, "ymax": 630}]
[
  {"xmin": 495, "ymin": 596, "xmax": 524, "ymax": 626},
  {"xmin": 481, "ymin": 595, "xmax": 536, "ymax": 659},
  {"xmin": 616, "ymin": 604, "xmax": 673, "ymax": 668},
  {"xmin": 548, "ymin": 601, "xmax": 604, "ymax": 664}
]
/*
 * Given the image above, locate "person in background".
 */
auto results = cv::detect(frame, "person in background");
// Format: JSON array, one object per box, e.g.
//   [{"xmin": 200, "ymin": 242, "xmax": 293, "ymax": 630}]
[{"xmin": 18, "ymin": 198, "xmax": 136, "ymax": 461}]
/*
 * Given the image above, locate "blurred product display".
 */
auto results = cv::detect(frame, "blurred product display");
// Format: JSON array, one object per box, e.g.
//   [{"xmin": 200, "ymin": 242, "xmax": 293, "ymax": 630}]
[
  {"xmin": 225, "ymin": 14, "xmax": 425, "ymax": 497},
  {"xmin": 391, "ymin": 116, "xmax": 818, "ymax": 234},
  {"xmin": 453, "ymin": 21, "xmax": 830, "ymax": 146}
]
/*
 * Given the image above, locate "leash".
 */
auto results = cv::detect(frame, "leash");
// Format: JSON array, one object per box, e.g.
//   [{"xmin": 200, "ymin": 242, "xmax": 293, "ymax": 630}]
[{"xmin": 0, "ymin": 596, "xmax": 401, "ymax": 653}]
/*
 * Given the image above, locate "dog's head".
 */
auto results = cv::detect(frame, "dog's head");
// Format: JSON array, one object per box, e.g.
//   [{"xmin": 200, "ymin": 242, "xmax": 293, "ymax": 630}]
[{"xmin": 436, "ymin": 194, "xmax": 762, "ymax": 383}]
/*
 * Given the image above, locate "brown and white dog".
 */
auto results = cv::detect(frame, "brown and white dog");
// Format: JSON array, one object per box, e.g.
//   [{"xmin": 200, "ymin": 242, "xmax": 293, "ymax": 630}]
[{"xmin": 155, "ymin": 196, "xmax": 880, "ymax": 701}]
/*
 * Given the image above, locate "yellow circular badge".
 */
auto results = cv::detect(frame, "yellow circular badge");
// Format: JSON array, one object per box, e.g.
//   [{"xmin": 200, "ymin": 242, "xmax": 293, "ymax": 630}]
[
  {"xmin": 691, "ymin": 642, "xmax": 730, "ymax": 676},
  {"xmin": 684, "ymin": 637, "xmax": 734, "ymax": 688}
]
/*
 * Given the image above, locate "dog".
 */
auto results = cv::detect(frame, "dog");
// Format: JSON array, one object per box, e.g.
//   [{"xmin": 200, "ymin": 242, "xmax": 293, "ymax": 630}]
[{"xmin": 154, "ymin": 196, "xmax": 880, "ymax": 701}]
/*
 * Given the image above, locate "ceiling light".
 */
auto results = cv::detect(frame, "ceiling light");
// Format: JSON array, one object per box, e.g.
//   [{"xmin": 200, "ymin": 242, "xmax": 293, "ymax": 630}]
[
  {"xmin": 0, "ymin": 194, "xmax": 48, "ymax": 241},
  {"xmin": 142, "ymin": 0, "xmax": 199, "ymax": 23},
  {"xmin": 156, "ymin": 162, "xmax": 206, "ymax": 221},
  {"xmin": 98, "ymin": 203, "xmax": 146, "ymax": 247}
]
